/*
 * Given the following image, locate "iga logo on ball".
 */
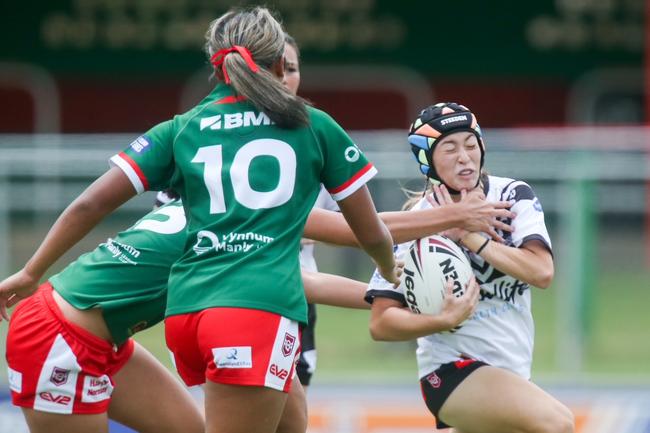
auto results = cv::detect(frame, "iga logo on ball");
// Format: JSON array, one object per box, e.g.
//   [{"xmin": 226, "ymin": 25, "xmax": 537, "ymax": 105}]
[{"xmin": 401, "ymin": 235, "xmax": 473, "ymax": 316}]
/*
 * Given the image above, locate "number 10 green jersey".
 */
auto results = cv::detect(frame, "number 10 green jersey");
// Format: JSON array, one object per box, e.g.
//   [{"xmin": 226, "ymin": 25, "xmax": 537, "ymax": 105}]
[{"xmin": 110, "ymin": 84, "xmax": 377, "ymax": 323}]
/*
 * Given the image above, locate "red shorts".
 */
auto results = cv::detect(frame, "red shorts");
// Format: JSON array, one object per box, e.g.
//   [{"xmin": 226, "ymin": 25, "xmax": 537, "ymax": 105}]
[
  {"xmin": 6, "ymin": 283, "xmax": 135, "ymax": 414},
  {"xmin": 165, "ymin": 307, "xmax": 301, "ymax": 392}
]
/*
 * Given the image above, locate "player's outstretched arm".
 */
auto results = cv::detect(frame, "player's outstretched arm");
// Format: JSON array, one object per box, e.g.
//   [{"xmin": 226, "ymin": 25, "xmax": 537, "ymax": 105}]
[
  {"xmin": 303, "ymin": 193, "xmax": 514, "ymax": 247},
  {"xmin": 369, "ymin": 278, "xmax": 480, "ymax": 341},
  {"xmin": 0, "ymin": 167, "xmax": 136, "ymax": 319},
  {"xmin": 336, "ymin": 186, "xmax": 399, "ymax": 286},
  {"xmin": 302, "ymin": 270, "xmax": 369, "ymax": 310}
]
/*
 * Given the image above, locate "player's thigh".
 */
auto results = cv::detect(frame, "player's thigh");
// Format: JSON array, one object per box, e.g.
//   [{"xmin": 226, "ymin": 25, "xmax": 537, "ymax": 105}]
[
  {"xmin": 108, "ymin": 342, "xmax": 204, "ymax": 433},
  {"xmin": 277, "ymin": 379, "xmax": 308, "ymax": 433},
  {"xmin": 22, "ymin": 408, "xmax": 108, "ymax": 433},
  {"xmin": 439, "ymin": 366, "xmax": 574, "ymax": 433},
  {"xmin": 204, "ymin": 381, "xmax": 288, "ymax": 433}
]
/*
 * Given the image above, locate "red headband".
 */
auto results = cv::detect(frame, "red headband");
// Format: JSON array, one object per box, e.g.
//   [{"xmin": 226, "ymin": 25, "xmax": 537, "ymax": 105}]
[{"xmin": 210, "ymin": 46, "xmax": 259, "ymax": 84}]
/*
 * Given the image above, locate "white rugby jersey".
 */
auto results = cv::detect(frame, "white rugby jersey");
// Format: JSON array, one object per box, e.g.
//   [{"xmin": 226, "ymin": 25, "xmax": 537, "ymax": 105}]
[
  {"xmin": 366, "ymin": 175, "xmax": 552, "ymax": 380},
  {"xmin": 299, "ymin": 185, "xmax": 339, "ymax": 272}
]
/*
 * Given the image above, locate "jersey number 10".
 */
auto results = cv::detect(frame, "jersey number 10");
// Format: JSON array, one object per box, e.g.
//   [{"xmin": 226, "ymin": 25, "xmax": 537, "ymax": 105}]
[{"xmin": 192, "ymin": 139, "xmax": 297, "ymax": 213}]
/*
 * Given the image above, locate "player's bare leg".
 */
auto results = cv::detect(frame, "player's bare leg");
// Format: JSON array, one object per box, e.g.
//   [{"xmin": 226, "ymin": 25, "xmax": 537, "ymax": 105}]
[
  {"xmin": 440, "ymin": 366, "xmax": 574, "ymax": 433},
  {"xmin": 277, "ymin": 379, "xmax": 308, "ymax": 433},
  {"xmin": 108, "ymin": 342, "xmax": 204, "ymax": 433},
  {"xmin": 204, "ymin": 381, "xmax": 288, "ymax": 433},
  {"xmin": 21, "ymin": 409, "xmax": 108, "ymax": 433}
]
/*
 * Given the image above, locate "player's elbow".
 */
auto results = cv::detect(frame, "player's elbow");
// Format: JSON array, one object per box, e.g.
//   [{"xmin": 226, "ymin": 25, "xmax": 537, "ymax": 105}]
[
  {"xmin": 369, "ymin": 319, "xmax": 389, "ymax": 341},
  {"xmin": 369, "ymin": 318, "xmax": 400, "ymax": 341},
  {"xmin": 532, "ymin": 266, "xmax": 554, "ymax": 289}
]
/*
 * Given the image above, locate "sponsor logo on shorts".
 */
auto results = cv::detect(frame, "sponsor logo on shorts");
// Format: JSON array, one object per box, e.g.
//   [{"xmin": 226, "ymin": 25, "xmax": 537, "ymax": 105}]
[
  {"xmin": 269, "ymin": 364, "xmax": 289, "ymax": 380},
  {"xmin": 282, "ymin": 333, "xmax": 296, "ymax": 357},
  {"xmin": 425, "ymin": 372, "xmax": 442, "ymax": 388},
  {"xmin": 39, "ymin": 391, "xmax": 72, "ymax": 405},
  {"xmin": 129, "ymin": 135, "xmax": 152, "ymax": 153},
  {"xmin": 213, "ymin": 346, "xmax": 252, "ymax": 369},
  {"xmin": 7, "ymin": 367, "xmax": 22, "ymax": 393},
  {"xmin": 50, "ymin": 367, "xmax": 70, "ymax": 386},
  {"xmin": 82, "ymin": 375, "xmax": 113, "ymax": 403}
]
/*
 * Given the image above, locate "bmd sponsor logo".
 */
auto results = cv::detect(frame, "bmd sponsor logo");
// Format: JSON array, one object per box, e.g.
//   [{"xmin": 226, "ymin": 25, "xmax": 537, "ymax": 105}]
[{"xmin": 200, "ymin": 112, "xmax": 273, "ymax": 131}]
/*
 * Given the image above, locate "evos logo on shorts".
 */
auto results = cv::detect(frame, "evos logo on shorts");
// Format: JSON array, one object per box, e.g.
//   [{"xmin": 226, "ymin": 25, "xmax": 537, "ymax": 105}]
[
  {"xmin": 39, "ymin": 392, "xmax": 72, "ymax": 405},
  {"xmin": 269, "ymin": 364, "xmax": 289, "ymax": 379}
]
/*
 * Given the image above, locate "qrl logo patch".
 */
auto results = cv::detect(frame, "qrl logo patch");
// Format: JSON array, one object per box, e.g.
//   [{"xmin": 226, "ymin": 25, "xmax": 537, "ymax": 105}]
[
  {"xmin": 50, "ymin": 367, "xmax": 70, "ymax": 386},
  {"xmin": 282, "ymin": 333, "xmax": 296, "ymax": 357},
  {"xmin": 425, "ymin": 372, "xmax": 442, "ymax": 389}
]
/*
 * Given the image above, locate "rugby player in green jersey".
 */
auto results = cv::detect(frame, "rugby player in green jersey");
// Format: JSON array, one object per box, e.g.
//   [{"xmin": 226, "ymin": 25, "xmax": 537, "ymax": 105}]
[
  {"xmin": 0, "ymin": 8, "xmax": 515, "ymax": 433},
  {"xmin": 3, "ymin": 184, "xmax": 510, "ymax": 433},
  {"xmin": 0, "ymin": 7, "xmax": 400, "ymax": 433}
]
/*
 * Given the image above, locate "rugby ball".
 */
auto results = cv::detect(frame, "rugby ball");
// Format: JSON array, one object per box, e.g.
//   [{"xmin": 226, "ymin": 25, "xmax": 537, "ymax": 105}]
[{"xmin": 401, "ymin": 235, "xmax": 474, "ymax": 315}]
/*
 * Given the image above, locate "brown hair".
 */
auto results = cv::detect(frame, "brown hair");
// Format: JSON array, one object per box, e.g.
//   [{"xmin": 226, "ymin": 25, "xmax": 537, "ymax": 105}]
[{"xmin": 205, "ymin": 7, "xmax": 309, "ymax": 128}]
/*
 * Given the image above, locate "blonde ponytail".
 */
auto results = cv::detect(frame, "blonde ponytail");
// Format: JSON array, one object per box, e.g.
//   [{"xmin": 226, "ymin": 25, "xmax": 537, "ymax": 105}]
[{"xmin": 205, "ymin": 7, "xmax": 309, "ymax": 128}]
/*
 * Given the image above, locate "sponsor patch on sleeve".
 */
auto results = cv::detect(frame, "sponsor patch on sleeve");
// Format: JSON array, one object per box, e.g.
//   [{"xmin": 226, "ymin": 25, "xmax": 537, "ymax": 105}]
[{"xmin": 129, "ymin": 135, "xmax": 152, "ymax": 154}]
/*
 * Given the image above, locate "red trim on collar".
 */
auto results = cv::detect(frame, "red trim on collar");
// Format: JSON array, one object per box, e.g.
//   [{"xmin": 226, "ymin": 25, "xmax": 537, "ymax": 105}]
[{"xmin": 214, "ymin": 95, "xmax": 247, "ymax": 105}]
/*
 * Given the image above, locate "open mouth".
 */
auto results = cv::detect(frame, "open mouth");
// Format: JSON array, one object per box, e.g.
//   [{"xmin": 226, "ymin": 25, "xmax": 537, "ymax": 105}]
[{"xmin": 458, "ymin": 169, "xmax": 474, "ymax": 176}]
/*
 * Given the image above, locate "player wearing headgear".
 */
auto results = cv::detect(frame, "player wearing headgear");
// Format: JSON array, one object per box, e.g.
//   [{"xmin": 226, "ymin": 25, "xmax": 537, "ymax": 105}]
[
  {"xmin": 366, "ymin": 103, "xmax": 574, "ymax": 433},
  {"xmin": 0, "ymin": 7, "xmax": 401, "ymax": 433}
]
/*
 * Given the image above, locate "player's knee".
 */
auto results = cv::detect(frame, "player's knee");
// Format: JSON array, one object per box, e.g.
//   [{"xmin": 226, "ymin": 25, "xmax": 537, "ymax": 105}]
[{"xmin": 529, "ymin": 405, "xmax": 574, "ymax": 433}]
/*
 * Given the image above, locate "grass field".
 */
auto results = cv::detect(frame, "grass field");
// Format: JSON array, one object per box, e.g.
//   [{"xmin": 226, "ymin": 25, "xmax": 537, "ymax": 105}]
[{"xmin": 130, "ymin": 268, "xmax": 650, "ymax": 385}]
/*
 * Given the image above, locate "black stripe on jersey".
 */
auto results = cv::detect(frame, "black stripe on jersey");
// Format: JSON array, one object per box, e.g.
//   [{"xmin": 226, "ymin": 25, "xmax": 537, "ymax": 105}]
[
  {"xmin": 521, "ymin": 234, "xmax": 553, "ymax": 256},
  {"xmin": 364, "ymin": 290, "xmax": 406, "ymax": 306},
  {"xmin": 501, "ymin": 181, "xmax": 536, "ymax": 203}
]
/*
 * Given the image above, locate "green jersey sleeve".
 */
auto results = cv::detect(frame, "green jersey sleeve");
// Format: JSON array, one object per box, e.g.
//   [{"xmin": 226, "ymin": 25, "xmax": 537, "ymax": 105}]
[
  {"xmin": 310, "ymin": 109, "xmax": 378, "ymax": 201},
  {"xmin": 110, "ymin": 120, "xmax": 175, "ymax": 193}
]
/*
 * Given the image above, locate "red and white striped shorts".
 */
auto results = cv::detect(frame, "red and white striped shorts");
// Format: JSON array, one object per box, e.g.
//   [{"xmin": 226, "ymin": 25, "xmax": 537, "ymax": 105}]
[
  {"xmin": 6, "ymin": 283, "xmax": 134, "ymax": 414},
  {"xmin": 165, "ymin": 307, "xmax": 301, "ymax": 392}
]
